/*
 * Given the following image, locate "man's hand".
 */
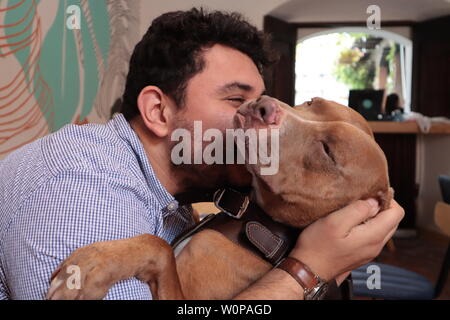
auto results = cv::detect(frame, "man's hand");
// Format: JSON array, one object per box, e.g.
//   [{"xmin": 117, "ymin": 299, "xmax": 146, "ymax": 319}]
[{"xmin": 291, "ymin": 199, "xmax": 404, "ymax": 282}]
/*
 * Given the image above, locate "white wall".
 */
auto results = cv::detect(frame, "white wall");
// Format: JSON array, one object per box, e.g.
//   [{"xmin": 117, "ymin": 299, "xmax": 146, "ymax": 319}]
[
  {"xmin": 297, "ymin": 26, "xmax": 412, "ymax": 41},
  {"xmin": 416, "ymin": 136, "xmax": 450, "ymax": 233},
  {"xmin": 269, "ymin": 0, "xmax": 450, "ymax": 23},
  {"xmin": 138, "ymin": 0, "xmax": 289, "ymax": 37}
]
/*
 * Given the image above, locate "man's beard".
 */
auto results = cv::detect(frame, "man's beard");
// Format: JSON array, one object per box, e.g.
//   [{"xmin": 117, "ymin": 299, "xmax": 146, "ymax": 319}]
[{"xmin": 167, "ymin": 115, "xmax": 251, "ymax": 190}]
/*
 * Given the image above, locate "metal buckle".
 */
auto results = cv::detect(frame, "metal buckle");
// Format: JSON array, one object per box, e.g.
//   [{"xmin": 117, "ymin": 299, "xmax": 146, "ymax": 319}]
[{"xmin": 213, "ymin": 189, "xmax": 250, "ymax": 219}]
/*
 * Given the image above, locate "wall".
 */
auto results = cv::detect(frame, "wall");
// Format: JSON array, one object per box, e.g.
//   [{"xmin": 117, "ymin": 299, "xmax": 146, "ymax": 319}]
[
  {"xmin": 417, "ymin": 135, "xmax": 450, "ymax": 233},
  {"xmin": 297, "ymin": 26, "xmax": 412, "ymax": 41},
  {"xmin": 138, "ymin": 0, "xmax": 288, "ymax": 35},
  {"xmin": 269, "ymin": 0, "xmax": 450, "ymax": 23},
  {"xmin": 0, "ymin": 0, "xmax": 140, "ymax": 159},
  {"xmin": 0, "ymin": 0, "xmax": 287, "ymax": 160}
]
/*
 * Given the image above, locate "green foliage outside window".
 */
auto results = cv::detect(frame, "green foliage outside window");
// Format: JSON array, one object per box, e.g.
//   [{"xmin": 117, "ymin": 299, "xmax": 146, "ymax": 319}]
[
  {"xmin": 334, "ymin": 49, "xmax": 375, "ymax": 89},
  {"xmin": 333, "ymin": 34, "xmax": 377, "ymax": 90}
]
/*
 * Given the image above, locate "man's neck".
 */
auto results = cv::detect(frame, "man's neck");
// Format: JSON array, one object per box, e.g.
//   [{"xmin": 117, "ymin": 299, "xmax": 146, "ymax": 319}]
[{"xmin": 130, "ymin": 117, "xmax": 182, "ymax": 195}]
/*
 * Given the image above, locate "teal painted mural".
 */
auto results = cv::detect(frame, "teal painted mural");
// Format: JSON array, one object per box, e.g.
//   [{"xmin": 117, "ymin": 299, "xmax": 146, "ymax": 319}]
[{"xmin": 0, "ymin": 0, "xmax": 140, "ymax": 158}]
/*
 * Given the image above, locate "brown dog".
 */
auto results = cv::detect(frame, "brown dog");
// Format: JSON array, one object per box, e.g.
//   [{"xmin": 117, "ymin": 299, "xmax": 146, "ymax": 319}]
[{"xmin": 46, "ymin": 96, "xmax": 392, "ymax": 300}]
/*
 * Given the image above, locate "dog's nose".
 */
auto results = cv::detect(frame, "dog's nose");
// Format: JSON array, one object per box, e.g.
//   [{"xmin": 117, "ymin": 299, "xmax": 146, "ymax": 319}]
[{"xmin": 254, "ymin": 97, "xmax": 279, "ymax": 125}]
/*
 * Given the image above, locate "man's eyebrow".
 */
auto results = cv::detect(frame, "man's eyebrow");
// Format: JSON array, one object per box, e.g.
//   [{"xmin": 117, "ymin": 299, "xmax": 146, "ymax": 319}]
[{"xmin": 217, "ymin": 82, "xmax": 254, "ymax": 94}]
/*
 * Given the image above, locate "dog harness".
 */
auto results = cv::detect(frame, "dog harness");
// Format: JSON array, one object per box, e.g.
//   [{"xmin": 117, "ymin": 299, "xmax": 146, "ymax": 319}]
[
  {"xmin": 171, "ymin": 188, "xmax": 300, "ymax": 265},
  {"xmin": 171, "ymin": 188, "xmax": 353, "ymax": 300}
]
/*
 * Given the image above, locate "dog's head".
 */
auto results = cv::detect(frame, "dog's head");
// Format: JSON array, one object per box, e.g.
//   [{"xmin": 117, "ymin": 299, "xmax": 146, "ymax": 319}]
[{"xmin": 234, "ymin": 95, "xmax": 392, "ymax": 227}]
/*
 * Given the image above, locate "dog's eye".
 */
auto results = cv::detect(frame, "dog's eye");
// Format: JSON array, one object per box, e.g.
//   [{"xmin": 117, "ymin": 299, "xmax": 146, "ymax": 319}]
[{"xmin": 321, "ymin": 141, "xmax": 336, "ymax": 164}]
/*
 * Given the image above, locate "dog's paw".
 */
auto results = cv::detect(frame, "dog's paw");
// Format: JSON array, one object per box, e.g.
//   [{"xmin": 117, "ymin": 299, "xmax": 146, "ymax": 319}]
[{"xmin": 46, "ymin": 243, "xmax": 121, "ymax": 300}]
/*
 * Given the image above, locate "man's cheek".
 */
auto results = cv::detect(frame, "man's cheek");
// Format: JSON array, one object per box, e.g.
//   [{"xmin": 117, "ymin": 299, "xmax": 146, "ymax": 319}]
[
  {"xmin": 202, "ymin": 117, "xmax": 233, "ymax": 132},
  {"xmin": 216, "ymin": 110, "xmax": 237, "ymax": 130}
]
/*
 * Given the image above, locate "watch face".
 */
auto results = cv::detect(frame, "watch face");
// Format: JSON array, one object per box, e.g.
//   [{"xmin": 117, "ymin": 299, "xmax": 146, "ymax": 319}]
[{"xmin": 312, "ymin": 282, "xmax": 330, "ymax": 300}]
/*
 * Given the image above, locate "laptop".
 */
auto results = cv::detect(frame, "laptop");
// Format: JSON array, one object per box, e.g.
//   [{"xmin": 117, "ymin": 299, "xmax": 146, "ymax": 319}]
[{"xmin": 348, "ymin": 89, "xmax": 384, "ymax": 121}]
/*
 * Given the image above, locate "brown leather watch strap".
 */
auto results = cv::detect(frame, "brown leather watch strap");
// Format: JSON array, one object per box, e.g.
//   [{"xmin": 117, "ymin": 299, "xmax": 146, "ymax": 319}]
[{"xmin": 277, "ymin": 256, "xmax": 320, "ymax": 291}]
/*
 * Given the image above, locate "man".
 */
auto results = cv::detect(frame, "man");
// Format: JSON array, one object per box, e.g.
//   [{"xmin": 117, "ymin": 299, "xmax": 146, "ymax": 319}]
[{"xmin": 0, "ymin": 8, "xmax": 404, "ymax": 300}]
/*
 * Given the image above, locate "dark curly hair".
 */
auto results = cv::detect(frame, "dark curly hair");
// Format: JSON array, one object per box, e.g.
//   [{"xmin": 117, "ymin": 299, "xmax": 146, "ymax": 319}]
[{"xmin": 120, "ymin": 8, "xmax": 276, "ymax": 121}]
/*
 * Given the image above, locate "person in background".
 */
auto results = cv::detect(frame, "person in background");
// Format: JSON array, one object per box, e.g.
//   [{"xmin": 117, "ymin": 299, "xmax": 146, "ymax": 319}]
[
  {"xmin": 384, "ymin": 93, "xmax": 405, "ymax": 121},
  {"xmin": 385, "ymin": 93, "xmax": 404, "ymax": 115}
]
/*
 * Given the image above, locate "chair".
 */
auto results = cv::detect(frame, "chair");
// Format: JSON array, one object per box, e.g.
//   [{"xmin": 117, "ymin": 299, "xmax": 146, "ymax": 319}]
[{"xmin": 351, "ymin": 177, "xmax": 450, "ymax": 299}]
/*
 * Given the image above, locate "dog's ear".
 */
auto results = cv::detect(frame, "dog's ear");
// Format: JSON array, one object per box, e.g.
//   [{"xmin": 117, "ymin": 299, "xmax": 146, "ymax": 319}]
[{"xmin": 377, "ymin": 187, "xmax": 394, "ymax": 211}]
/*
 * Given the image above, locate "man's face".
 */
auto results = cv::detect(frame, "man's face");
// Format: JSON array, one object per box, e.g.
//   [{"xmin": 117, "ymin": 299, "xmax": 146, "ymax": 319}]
[{"xmin": 170, "ymin": 44, "xmax": 266, "ymax": 188}]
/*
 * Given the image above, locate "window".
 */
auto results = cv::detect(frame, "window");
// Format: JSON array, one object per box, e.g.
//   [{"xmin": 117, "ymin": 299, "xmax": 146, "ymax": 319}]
[{"xmin": 295, "ymin": 27, "xmax": 412, "ymax": 113}]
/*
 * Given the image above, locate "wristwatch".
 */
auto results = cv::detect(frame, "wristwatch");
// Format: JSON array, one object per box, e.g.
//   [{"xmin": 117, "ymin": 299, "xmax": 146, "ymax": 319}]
[{"xmin": 276, "ymin": 256, "xmax": 330, "ymax": 300}]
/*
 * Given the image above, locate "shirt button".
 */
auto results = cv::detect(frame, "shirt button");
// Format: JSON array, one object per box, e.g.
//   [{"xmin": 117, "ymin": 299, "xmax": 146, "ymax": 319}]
[{"xmin": 167, "ymin": 201, "xmax": 178, "ymax": 212}]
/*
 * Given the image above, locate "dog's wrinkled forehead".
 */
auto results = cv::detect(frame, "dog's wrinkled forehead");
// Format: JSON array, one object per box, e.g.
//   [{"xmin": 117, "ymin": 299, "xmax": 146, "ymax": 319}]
[{"xmin": 290, "ymin": 97, "xmax": 374, "ymax": 138}]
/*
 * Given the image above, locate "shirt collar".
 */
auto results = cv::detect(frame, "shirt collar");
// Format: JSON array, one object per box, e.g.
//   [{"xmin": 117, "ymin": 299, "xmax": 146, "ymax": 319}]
[{"xmin": 108, "ymin": 113, "xmax": 177, "ymax": 217}]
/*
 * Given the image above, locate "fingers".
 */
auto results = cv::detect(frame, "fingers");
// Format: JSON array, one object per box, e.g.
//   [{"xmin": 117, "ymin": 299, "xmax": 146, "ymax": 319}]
[
  {"xmin": 326, "ymin": 198, "xmax": 380, "ymax": 236},
  {"xmin": 352, "ymin": 200, "xmax": 404, "ymax": 239},
  {"xmin": 294, "ymin": 198, "xmax": 404, "ymax": 282},
  {"xmin": 348, "ymin": 200, "xmax": 404, "ymax": 255}
]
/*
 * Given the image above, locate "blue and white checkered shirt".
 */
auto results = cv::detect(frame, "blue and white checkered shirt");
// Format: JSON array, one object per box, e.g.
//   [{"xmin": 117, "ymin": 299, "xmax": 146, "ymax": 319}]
[{"xmin": 0, "ymin": 113, "xmax": 195, "ymax": 300}]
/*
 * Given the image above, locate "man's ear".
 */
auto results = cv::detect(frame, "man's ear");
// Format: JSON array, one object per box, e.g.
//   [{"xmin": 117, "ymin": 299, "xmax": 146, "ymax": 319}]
[{"xmin": 137, "ymin": 86, "xmax": 172, "ymax": 137}]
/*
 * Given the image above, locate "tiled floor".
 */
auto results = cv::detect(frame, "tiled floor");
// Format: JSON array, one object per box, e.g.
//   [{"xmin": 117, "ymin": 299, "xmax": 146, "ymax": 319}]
[{"xmin": 370, "ymin": 234, "xmax": 450, "ymax": 299}]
